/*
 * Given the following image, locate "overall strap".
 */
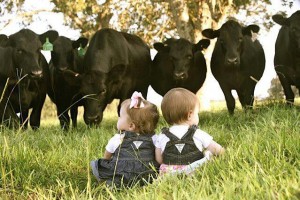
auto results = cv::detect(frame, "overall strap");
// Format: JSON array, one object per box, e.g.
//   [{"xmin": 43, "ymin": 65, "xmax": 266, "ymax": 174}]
[
  {"xmin": 180, "ymin": 125, "xmax": 198, "ymax": 140},
  {"xmin": 123, "ymin": 131, "xmax": 154, "ymax": 143},
  {"xmin": 162, "ymin": 125, "xmax": 198, "ymax": 141},
  {"xmin": 162, "ymin": 127, "xmax": 180, "ymax": 141}
]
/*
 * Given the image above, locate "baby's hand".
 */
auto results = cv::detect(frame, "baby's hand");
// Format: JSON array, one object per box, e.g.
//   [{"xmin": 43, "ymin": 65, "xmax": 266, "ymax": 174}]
[{"xmin": 204, "ymin": 150, "xmax": 213, "ymax": 160}]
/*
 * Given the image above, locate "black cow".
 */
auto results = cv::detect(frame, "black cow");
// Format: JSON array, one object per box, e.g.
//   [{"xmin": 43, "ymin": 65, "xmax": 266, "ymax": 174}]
[
  {"xmin": 0, "ymin": 29, "xmax": 58, "ymax": 129},
  {"xmin": 272, "ymin": 11, "xmax": 300, "ymax": 105},
  {"xmin": 64, "ymin": 28, "xmax": 152, "ymax": 126},
  {"xmin": 151, "ymin": 38, "xmax": 210, "ymax": 95},
  {"xmin": 0, "ymin": 34, "xmax": 7, "ymax": 46},
  {"xmin": 48, "ymin": 36, "xmax": 88, "ymax": 130},
  {"xmin": 202, "ymin": 20, "xmax": 265, "ymax": 114}
]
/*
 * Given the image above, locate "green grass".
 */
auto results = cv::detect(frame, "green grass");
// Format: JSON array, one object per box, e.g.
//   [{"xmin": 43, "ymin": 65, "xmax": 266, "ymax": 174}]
[{"xmin": 1, "ymin": 101, "xmax": 300, "ymax": 199}]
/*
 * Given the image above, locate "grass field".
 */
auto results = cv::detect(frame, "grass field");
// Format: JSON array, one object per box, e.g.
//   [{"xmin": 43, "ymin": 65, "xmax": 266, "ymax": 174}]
[{"xmin": 0, "ymin": 99, "xmax": 300, "ymax": 199}]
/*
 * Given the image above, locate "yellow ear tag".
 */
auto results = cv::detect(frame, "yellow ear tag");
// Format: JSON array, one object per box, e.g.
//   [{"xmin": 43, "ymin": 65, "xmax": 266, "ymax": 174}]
[{"xmin": 43, "ymin": 37, "xmax": 53, "ymax": 51}]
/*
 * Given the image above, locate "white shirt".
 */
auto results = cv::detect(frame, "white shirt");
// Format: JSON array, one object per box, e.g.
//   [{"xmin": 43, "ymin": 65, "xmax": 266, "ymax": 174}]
[
  {"xmin": 106, "ymin": 133, "xmax": 158, "ymax": 153},
  {"xmin": 155, "ymin": 124, "xmax": 213, "ymax": 153}
]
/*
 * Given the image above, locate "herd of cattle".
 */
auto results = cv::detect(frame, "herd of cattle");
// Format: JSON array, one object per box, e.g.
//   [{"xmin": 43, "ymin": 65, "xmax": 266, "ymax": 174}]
[{"xmin": 0, "ymin": 11, "xmax": 299, "ymax": 130}]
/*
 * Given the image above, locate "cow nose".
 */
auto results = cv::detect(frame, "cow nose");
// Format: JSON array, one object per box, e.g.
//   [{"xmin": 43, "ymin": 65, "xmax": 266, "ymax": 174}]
[
  {"xmin": 227, "ymin": 57, "xmax": 238, "ymax": 65},
  {"xmin": 174, "ymin": 72, "xmax": 186, "ymax": 80},
  {"xmin": 31, "ymin": 70, "xmax": 43, "ymax": 78},
  {"xmin": 87, "ymin": 115, "xmax": 100, "ymax": 123},
  {"xmin": 59, "ymin": 66, "xmax": 68, "ymax": 71}
]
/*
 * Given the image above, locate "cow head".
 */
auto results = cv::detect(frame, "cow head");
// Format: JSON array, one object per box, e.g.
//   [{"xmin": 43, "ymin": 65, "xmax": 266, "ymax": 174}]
[
  {"xmin": 2, "ymin": 29, "xmax": 58, "ymax": 79},
  {"xmin": 273, "ymin": 11, "xmax": 300, "ymax": 50},
  {"xmin": 153, "ymin": 38, "xmax": 209, "ymax": 80},
  {"xmin": 62, "ymin": 69, "xmax": 107, "ymax": 126},
  {"xmin": 51, "ymin": 36, "xmax": 88, "ymax": 72},
  {"xmin": 202, "ymin": 20, "xmax": 260, "ymax": 68}
]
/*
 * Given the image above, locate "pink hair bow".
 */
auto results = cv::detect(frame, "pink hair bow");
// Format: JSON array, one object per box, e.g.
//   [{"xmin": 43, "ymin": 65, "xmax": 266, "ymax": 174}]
[{"xmin": 130, "ymin": 91, "xmax": 145, "ymax": 109}]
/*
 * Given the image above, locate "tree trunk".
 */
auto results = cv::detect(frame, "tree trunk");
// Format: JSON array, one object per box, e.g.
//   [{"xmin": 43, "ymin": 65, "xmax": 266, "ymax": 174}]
[
  {"xmin": 167, "ymin": 0, "xmax": 195, "ymax": 42},
  {"xmin": 97, "ymin": 0, "xmax": 113, "ymax": 30}
]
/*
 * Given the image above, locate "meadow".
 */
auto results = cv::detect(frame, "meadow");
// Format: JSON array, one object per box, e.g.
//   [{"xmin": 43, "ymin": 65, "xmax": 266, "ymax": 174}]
[{"xmin": 0, "ymin": 99, "xmax": 300, "ymax": 199}]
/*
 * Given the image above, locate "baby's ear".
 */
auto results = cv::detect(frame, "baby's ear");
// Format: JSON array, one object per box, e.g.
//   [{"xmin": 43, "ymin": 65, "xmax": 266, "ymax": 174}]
[
  {"xmin": 187, "ymin": 110, "xmax": 193, "ymax": 119},
  {"xmin": 129, "ymin": 122, "xmax": 136, "ymax": 131}
]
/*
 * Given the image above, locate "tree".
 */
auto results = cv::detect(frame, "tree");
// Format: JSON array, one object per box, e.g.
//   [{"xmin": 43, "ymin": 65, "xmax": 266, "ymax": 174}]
[
  {"xmin": 1, "ymin": 0, "xmax": 295, "ymax": 44},
  {"xmin": 0, "ymin": 0, "xmax": 42, "ymax": 30},
  {"xmin": 50, "ymin": 0, "xmax": 113, "ymax": 38},
  {"xmin": 267, "ymin": 77, "xmax": 298, "ymax": 100},
  {"xmin": 267, "ymin": 77, "xmax": 285, "ymax": 100},
  {"xmin": 50, "ymin": 0, "xmax": 272, "ymax": 43}
]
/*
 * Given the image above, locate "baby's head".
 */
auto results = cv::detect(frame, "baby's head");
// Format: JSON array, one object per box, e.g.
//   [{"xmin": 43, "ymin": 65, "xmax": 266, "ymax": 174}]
[
  {"xmin": 161, "ymin": 88, "xmax": 200, "ymax": 125},
  {"xmin": 117, "ymin": 92, "xmax": 159, "ymax": 134}
]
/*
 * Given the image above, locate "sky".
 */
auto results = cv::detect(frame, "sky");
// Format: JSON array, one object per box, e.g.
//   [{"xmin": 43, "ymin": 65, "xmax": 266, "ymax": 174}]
[{"xmin": 1, "ymin": 0, "xmax": 300, "ymax": 109}]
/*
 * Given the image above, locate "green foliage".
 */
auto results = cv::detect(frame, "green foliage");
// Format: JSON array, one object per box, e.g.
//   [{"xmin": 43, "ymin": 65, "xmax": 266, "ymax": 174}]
[
  {"xmin": 0, "ymin": 0, "xmax": 25, "ymax": 14},
  {"xmin": 0, "ymin": 0, "xmax": 293, "ymax": 44},
  {"xmin": 50, "ymin": 0, "xmax": 113, "ymax": 38},
  {"xmin": 267, "ymin": 77, "xmax": 298, "ymax": 100},
  {"xmin": 1, "ymin": 103, "xmax": 300, "ymax": 199},
  {"xmin": 267, "ymin": 77, "xmax": 285, "ymax": 100},
  {"xmin": 48, "ymin": 0, "xmax": 275, "ymax": 43}
]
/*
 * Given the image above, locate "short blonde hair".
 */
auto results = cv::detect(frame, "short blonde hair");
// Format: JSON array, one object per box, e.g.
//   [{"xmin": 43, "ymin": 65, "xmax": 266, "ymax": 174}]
[
  {"xmin": 121, "ymin": 99, "xmax": 159, "ymax": 134},
  {"xmin": 161, "ymin": 88, "xmax": 199, "ymax": 125}
]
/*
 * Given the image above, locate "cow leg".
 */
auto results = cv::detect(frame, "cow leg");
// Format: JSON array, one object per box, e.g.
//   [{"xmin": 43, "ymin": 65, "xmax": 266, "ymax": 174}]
[
  {"xmin": 70, "ymin": 106, "xmax": 78, "ymax": 128},
  {"xmin": 277, "ymin": 74, "xmax": 294, "ymax": 105},
  {"xmin": 220, "ymin": 85, "xmax": 235, "ymax": 115},
  {"xmin": 30, "ymin": 107, "xmax": 42, "ymax": 130},
  {"xmin": 30, "ymin": 95, "xmax": 46, "ymax": 130},
  {"xmin": 244, "ymin": 87, "xmax": 255, "ymax": 109},
  {"xmin": 57, "ymin": 105, "xmax": 70, "ymax": 131},
  {"xmin": 238, "ymin": 86, "xmax": 255, "ymax": 111},
  {"xmin": 20, "ymin": 110, "xmax": 29, "ymax": 129},
  {"xmin": 236, "ymin": 89, "xmax": 245, "ymax": 108}
]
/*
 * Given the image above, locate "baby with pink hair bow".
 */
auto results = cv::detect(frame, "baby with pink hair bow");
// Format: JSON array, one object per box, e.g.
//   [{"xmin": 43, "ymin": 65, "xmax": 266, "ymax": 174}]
[
  {"xmin": 90, "ymin": 91, "xmax": 160, "ymax": 188},
  {"xmin": 129, "ymin": 91, "xmax": 145, "ymax": 108}
]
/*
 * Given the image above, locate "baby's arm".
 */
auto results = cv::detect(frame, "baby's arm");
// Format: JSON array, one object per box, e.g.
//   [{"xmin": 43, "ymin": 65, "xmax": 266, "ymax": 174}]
[
  {"xmin": 155, "ymin": 148, "xmax": 163, "ymax": 164},
  {"xmin": 102, "ymin": 133, "xmax": 123, "ymax": 160},
  {"xmin": 103, "ymin": 150, "xmax": 113, "ymax": 160},
  {"xmin": 206, "ymin": 141, "xmax": 225, "ymax": 156}
]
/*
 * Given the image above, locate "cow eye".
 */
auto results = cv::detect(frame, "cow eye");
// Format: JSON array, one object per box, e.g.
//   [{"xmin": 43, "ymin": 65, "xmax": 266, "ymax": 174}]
[
  {"xmin": 99, "ymin": 89, "xmax": 106, "ymax": 95},
  {"xmin": 17, "ymin": 49, "xmax": 23, "ymax": 54}
]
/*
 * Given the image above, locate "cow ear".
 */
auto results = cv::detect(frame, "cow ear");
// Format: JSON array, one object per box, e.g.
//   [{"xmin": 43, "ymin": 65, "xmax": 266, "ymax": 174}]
[
  {"xmin": 153, "ymin": 43, "xmax": 170, "ymax": 52},
  {"xmin": 72, "ymin": 37, "xmax": 89, "ymax": 49},
  {"xmin": 193, "ymin": 39, "xmax": 210, "ymax": 52},
  {"xmin": 62, "ymin": 69, "xmax": 83, "ymax": 86},
  {"xmin": 39, "ymin": 30, "xmax": 59, "ymax": 44},
  {"xmin": 164, "ymin": 38, "xmax": 176, "ymax": 45},
  {"xmin": 202, "ymin": 29, "xmax": 219, "ymax": 39},
  {"xmin": 272, "ymin": 14, "xmax": 289, "ymax": 26},
  {"xmin": 0, "ymin": 34, "xmax": 8, "ymax": 46},
  {"xmin": 242, "ymin": 25, "xmax": 260, "ymax": 36}
]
